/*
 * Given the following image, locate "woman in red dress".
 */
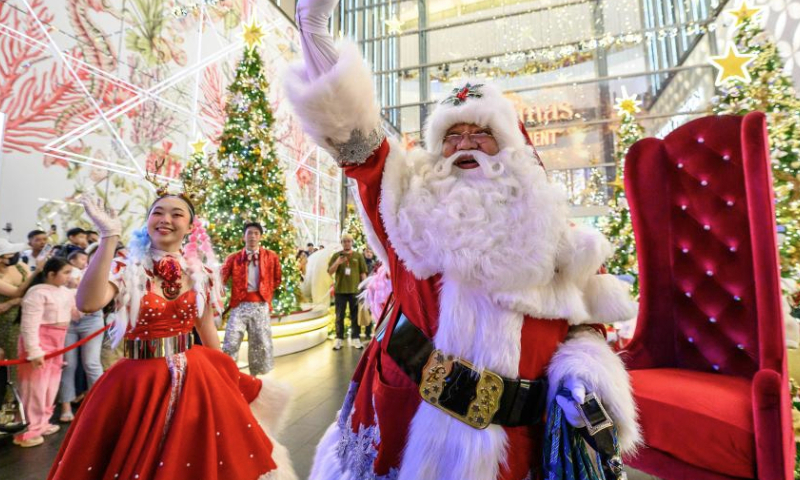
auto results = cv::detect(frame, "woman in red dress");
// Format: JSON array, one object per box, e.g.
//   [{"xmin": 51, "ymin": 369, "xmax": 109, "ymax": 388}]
[{"xmin": 47, "ymin": 193, "xmax": 296, "ymax": 480}]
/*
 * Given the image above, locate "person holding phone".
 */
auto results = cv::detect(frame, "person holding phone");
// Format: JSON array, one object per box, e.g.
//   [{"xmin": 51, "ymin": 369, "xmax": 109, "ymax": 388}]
[
  {"xmin": 327, "ymin": 233, "xmax": 368, "ymax": 350},
  {"xmin": 22, "ymin": 230, "xmax": 50, "ymax": 273}
]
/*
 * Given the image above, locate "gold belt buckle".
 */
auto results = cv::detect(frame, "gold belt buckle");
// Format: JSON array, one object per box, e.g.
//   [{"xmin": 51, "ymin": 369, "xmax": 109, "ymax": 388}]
[{"xmin": 419, "ymin": 349, "xmax": 504, "ymax": 429}]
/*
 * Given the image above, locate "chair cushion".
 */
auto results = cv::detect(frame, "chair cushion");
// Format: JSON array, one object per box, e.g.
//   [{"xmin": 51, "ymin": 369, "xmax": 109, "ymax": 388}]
[{"xmin": 630, "ymin": 368, "xmax": 755, "ymax": 478}]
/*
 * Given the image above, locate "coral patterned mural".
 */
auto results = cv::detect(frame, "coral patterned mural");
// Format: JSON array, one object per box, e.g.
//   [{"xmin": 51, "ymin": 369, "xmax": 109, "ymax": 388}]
[{"xmin": 0, "ymin": 0, "xmax": 341, "ymax": 249}]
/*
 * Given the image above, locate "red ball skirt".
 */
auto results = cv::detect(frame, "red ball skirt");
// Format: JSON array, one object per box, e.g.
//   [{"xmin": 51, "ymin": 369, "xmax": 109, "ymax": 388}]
[{"xmin": 47, "ymin": 346, "xmax": 277, "ymax": 480}]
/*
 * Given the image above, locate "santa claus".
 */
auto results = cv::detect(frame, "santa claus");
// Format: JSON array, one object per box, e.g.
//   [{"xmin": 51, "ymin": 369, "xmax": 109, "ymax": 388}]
[{"xmin": 285, "ymin": 1, "xmax": 641, "ymax": 478}]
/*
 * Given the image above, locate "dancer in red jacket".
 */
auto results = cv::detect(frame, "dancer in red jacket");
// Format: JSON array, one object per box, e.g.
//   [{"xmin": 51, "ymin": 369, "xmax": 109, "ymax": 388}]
[{"xmin": 221, "ymin": 222, "xmax": 282, "ymax": 375}]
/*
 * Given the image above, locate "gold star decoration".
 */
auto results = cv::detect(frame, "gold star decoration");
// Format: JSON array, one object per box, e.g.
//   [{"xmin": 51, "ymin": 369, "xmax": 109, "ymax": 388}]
[
  {"xmin": 385, "ymin": 17, "xmax": 403, "ymax": 34},
  {"xmin": 725, "ymin": 0, "xmax": 763, "ymax": 27},
  {"xmin": 614, "ymin": 86, "xmax": 642, "ymax": 116},
  {"xmin": 190, "ymin": 137, "xmax": 208, "ymax": 155},
  {"xmin": 709, "ymin": 43, "xmax": 756, "ymax": 85},
  {"xmin": 241, "ymin": 19, "xmax": 266, "ymax": 50},
  {"xmin": 609, "ymin": 175, "xmax": 625, "ymax": 192}
]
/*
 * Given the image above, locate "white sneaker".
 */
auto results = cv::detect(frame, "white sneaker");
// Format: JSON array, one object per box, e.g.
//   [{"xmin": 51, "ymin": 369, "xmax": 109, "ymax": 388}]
[
  {"xmin": 333, "ymin": 339, "xmax": 343, "ymax": 350},
  {"xmin": 352, "ymin": 338, "xmax": 364, "ymax": 349},
  {"xmin": 43, "ymin": 424, "xmax": 60, "ymax": 436}
]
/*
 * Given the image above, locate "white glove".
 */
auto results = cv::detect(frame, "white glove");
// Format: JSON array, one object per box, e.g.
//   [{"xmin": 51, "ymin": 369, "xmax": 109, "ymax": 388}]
[
  {"xmin": 296, "ymin": 0, "xmax": 338, "ymax": 34},
  {"xmin": 555, "ymin": 377, "xmax": 589, "ymax": 428},
  {"xmin": 81, "ymin": 194, "xmax": 122, "ymax": 239},
  {"xmin": 296, "ymin": 0, "xmax": 340, "ymax": 80}
]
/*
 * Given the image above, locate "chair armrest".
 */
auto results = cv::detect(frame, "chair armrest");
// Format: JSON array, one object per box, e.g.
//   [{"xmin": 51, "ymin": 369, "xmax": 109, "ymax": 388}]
[{"xmin": 751, "ymin": 368, "xmax": 794, "ymax": 480}]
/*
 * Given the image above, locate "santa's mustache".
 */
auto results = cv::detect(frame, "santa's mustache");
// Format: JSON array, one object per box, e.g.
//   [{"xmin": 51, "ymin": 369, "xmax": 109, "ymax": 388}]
[{"xmin": 431, "ymin": 149, "xmax": 509, "ymax": 180}]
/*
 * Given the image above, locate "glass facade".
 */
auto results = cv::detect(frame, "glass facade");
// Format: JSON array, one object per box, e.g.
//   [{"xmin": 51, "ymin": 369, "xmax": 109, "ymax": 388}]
[{"xmin": 328, "ymin": 0, "xmax": 720, "ymax": 216}]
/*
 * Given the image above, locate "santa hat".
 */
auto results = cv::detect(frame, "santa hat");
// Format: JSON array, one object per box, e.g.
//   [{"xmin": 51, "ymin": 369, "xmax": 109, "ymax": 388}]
[{"xmin": 424, "ymin": 81, "xmax": 529, "ymax": 154}]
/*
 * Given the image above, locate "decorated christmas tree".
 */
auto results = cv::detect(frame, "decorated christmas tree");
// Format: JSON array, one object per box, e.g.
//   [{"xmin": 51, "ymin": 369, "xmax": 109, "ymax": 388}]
[
  {"xmin": 180, "ymin": 139, "xmax": 215, "ymax": 209},
  {"xmin": 576, "ymin": 167, "xmax": 608, "ymax": 207},
  {"xmin": 201, "ymin": 21, "xmax": 302, "ymax": 315},
  {"xmin": 710, "ymin": 0, "xmax": 800, "ymax": 283},
  {"xmin": 343, "ymin": 204, "xmax": 368, "ymax": 250},
  {"xmin": 601, "ymin": 88, "xmax": 645, "ymax": 296}
]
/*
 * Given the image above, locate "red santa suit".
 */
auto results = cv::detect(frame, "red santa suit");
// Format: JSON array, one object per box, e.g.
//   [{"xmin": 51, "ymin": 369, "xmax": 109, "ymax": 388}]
[{"xmin": 285, "ymin": 42, "xmax": 640, "ymax": 480}]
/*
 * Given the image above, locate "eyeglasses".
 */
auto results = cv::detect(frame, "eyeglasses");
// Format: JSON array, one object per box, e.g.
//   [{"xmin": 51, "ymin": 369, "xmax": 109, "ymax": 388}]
[{"xmin": 443, "ymin": 132, "xmax": 495, "ymax": 147}]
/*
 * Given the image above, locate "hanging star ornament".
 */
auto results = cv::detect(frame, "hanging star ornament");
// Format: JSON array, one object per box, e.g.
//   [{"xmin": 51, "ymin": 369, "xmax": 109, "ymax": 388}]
[
  {"xmin": 190, "ymin": 137, "xmax": 208, "ymax": 155},
  {"xmin": 725, "ymin": 0, "xmax": 763, "ymax": 27},
  {"xmin": 385, "ymin": 17, "xmax": 403, "ymax": 34},
  {"xmin": 609, "ymin": 174, "xmax": 625, "ymax": 192},
  {"xmin": 241, "ymin": 19, "xmax": 266, "ymax": 50},
  {"xmin": 709, "ymin": 43, "xmax": 756, "ymax": 85},
  {"xmin": 614, "ymin": 87, "xmax": 642, "ymax": 116}
]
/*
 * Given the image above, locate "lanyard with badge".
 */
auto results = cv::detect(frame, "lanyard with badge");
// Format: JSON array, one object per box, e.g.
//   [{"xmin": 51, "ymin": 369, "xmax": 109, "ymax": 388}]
[{"xmin": 343, "ymin": 252, "xmax": 352, "ymax": 276}]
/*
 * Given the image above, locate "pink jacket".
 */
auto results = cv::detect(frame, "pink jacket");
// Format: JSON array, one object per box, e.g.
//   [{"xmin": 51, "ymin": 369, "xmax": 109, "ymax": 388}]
[{"xmin": 20, "ymin": 284, "xmax": 79, "ymax": 360}]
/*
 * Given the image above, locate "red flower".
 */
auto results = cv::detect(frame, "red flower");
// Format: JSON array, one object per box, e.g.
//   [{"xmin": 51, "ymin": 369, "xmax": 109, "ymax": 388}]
[
  {"xmin": 456, "ymin": 87, "xmax": 469, "ymax": 101},
  {"xmin": 154, "ymin": 257, "xmax": 182, "ymax": 283}
]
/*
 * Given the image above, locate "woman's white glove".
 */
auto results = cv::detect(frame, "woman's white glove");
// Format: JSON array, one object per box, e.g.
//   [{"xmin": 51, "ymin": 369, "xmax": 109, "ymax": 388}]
[
  {"xmin": 296, "ymin": 0, "xmax": 340, "ymax": 80},
  {"xmin": 555, "ymin": 377, "xmax": 589, "ymax": 428},
  {"xmin": 81, "ymin": 194, "xmax": 121, "ymax": 239}
]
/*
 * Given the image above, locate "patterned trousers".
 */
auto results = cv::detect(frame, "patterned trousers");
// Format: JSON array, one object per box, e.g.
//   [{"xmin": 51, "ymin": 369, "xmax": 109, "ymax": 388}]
[{"xmin": 222, "ymin": 302, "xmax": 274, "ymax": 375}]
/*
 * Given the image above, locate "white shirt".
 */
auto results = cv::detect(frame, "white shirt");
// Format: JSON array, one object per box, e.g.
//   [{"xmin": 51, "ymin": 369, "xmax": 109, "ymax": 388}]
[
  {"xmin": 246, "ymin": 249, "xmax": 260, "ymax": 292},
  {"xmin": 22, "ymin": 249, "xmax": 37, "ymax": 272}
]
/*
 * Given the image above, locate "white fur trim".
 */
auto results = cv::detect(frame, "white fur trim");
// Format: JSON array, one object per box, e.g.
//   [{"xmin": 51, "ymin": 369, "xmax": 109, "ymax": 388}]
[
  {"xmin": 265, "ymin": 435, "xmax": 298, "ymax": 480},
  {"xmin": 492, "ymin": 279, "xmax": 591, "ymax": 324},
  {"xmin": 309, "ymin": 423, "xmax": 351, "ymax": 480},
  {"xmin": 424, "ymin": 81, "xmax": 525, "ymax": 154},
  {"xmin": 398, "ymin": 279, "xmax": 521, "ymax": 479},
  {"xmin": 557, "ymin": 225, "xmax": 613, "ymax": 284},
  {"xmin": 351, "ymin": 179, "xmax": 390, "ymax": 267},
  {"xmin": 583, "ymin": 274, "xmax": 639, "ymax": 324},
  {"xmin": 250, "ymin": 375, "xmax": 293, "ymax": 437},
  {"xmin": 283, "ymin": 41, "xmax": 382, "ymax": 162},
  {"xmin": 546, "ymin": 331, "xmax": 642, "ymax": 454},
  {"xmin": 399, "ymin": 403, "xmax": 508, "ymax": 480},
  {"xmin": 378, "ymin": 138, "xmax": 441, "ymax": 279}
]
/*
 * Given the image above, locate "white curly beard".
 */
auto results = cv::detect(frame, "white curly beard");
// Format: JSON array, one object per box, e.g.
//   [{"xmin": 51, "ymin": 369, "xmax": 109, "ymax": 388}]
[{"xmin": 392, "ymin": 147, "xmax": 569, "ymax": 293}]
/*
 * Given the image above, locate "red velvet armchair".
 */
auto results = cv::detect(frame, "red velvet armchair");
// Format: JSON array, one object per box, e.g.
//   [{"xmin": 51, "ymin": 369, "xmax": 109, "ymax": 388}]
[{"xmin": 621, "ymin": 112, "xmax": 794, "ymax": 480}]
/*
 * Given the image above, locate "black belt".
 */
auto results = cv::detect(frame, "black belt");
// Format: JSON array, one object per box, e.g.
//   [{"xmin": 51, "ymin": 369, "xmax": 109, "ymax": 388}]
[{"xmin": 384, "ymin": 313, "xmax": 548, "ymax": 430}]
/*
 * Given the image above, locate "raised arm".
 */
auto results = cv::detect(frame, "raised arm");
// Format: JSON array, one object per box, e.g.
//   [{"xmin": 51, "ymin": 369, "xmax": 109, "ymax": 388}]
[
  {"xmin": 284, "ymin": 0, "xmax": 384, "ymax": 169},
  {"xmin": 295, "ymin": 0, "xmax": 340, "ymax": 80},
  {"xmin": 75, "ymin": 196, "xmax": 121, "ymax": 312}
]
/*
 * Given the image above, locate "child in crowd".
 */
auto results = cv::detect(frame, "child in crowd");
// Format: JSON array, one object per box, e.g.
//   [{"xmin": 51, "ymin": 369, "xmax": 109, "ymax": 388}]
[{"xmin": 14, "ymin": 257, "xmax": 78, "ymax": 447}]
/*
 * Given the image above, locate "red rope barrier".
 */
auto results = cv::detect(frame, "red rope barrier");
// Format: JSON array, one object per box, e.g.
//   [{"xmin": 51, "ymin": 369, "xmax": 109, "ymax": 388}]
[{"xmin": 0, "ymin": 324, "xmax": 111, "ymax": 366}]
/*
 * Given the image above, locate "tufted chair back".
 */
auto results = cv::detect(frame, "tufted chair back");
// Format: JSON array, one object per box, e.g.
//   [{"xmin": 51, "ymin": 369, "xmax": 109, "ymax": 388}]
[
  {"xmin": 621, "ymin": 112, "xmax": 793, "ymax": 480},
  {"xmin": 623, "ymin": 112, "xmax": 783, "ymax": 378}
]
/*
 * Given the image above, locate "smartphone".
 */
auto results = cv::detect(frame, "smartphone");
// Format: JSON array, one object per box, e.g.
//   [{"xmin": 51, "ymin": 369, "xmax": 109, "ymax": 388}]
[
  {"xmin": 37, "ymin": 244, "xmax": 53, "ymax": 261},
  {"xmin": 577, "ymin": 392, "xmax": 614, "ymax": 435}
]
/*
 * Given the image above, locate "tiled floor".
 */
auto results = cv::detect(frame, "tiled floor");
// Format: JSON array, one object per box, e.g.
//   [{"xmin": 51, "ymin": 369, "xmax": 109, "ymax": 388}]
[{"xmin": 0, "ymin": 339, "xmax": 660, "ymax": 479}]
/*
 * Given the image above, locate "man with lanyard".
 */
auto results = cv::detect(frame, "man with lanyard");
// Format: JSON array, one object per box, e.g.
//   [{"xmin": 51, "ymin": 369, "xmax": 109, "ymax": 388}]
[{"xmin": 327, "ymin": 233, "xmax": 368, "ymax": 350}]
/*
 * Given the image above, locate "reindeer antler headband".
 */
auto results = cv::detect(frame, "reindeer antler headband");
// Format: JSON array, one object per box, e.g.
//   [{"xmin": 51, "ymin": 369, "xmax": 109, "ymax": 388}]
[{"xmin": 144, "ymin": 159, "xmax": 199, "ymax": 220}]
